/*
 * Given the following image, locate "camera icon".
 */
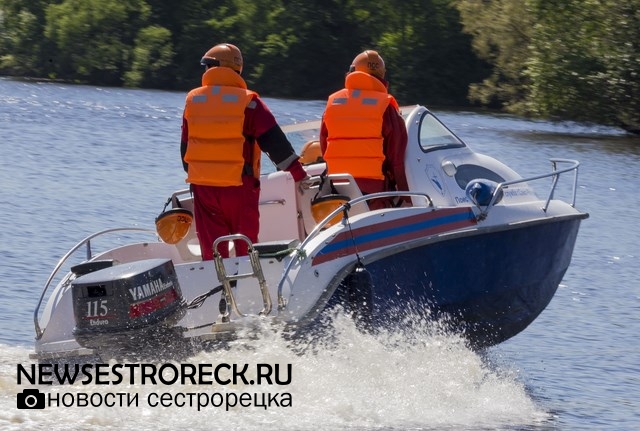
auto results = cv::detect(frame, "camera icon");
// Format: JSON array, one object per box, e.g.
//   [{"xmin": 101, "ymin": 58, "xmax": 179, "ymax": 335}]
[{"xmin": 17, "ymin": 388, "xmax": 45, "ymax": 409}]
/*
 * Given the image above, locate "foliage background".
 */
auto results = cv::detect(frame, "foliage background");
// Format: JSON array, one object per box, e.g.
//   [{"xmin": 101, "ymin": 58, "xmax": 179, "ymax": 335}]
[{"xmin": 1, "ymin": 0, "xmax": 638, "ymax": 132}]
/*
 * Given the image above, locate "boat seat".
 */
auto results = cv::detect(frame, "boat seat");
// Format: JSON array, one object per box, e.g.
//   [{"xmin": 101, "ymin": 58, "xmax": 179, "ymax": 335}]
[
  {"xmin": 258, "ymin": 170, "xmax": 302, "ymax": 242},
  {"xmin": 297, "ymin": 164, "xmax": 369, "ymax": 235}
]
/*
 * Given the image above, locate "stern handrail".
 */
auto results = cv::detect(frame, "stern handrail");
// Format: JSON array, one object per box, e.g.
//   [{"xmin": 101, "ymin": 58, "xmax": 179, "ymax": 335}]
[{"xmin": 33, "ymin": 227, "xmax": 157, "ymax": 339}]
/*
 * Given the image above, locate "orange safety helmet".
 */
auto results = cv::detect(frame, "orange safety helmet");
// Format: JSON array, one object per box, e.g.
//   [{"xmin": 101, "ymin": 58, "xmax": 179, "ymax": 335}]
[
  {"xmin": 200, "ymin": 43, "xmax": 243, "ymax": 73},
  {"xmin": 155, "ymin": 208, "xmax": 193, "ymax": 244},
  {"xmin": 299, "ymin": 140, "xmax": 324, "ymax": 165},
  {"xmin": 311, "ymin": 194, "xmax": 350, "ymax": 228},
  {"xmin": 349, "ymin": 50, "xmax": 386, "ymax": 80}
]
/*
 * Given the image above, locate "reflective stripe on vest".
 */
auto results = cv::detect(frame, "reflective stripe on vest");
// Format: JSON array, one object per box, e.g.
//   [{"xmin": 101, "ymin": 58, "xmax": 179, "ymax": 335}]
[
  {"xmin": 323, "ymin": 72, "xmax": 390, "ymax": 180},
  {"xmin": 184, "ymin": 67, "xmax": 256, "ymax": 186}
]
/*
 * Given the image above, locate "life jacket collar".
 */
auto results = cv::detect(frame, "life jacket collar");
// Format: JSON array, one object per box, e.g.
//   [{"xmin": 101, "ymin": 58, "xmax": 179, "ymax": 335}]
[
  {"xmin": 202, "ymin": 67, "xmax": 248, "ymax": 89},
  {"xmin": 344, "ymin": 71, "xmax": 388, "ymax": 93}
]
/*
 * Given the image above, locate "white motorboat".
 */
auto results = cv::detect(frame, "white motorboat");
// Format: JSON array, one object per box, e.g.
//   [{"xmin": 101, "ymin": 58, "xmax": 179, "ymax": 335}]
[{"xmin": 31, "ymin": 105, "xmax": 588, "ymax": 361}]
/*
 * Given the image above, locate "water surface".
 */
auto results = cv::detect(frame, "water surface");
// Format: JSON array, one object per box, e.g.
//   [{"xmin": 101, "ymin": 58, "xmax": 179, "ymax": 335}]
[{"xmin": 1, "ymin": 78, "xmax": 638, "ymax": 430}]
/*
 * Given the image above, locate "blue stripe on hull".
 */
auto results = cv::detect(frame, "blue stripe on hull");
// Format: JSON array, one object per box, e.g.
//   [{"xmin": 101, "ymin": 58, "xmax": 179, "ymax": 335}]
[{"xmin": 321, "ymin": 210, "xmax": 473, "ymax": 254}]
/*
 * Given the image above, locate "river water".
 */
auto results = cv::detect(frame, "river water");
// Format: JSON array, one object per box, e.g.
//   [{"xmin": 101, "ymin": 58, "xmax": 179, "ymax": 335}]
[{"xmin": 0, "ymin": 77, "xmax": 638, "ymax": 430}]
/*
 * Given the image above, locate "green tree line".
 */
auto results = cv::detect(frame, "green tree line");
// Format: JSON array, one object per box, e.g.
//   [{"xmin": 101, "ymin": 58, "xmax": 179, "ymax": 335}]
[{"xmin": 1, "ymin": 0, "xmax": 638, "ymax": 132}]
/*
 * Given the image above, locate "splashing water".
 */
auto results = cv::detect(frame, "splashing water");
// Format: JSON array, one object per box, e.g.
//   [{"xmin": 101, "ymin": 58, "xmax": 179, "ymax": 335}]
[{"xmin": 1, "ymin": 311, "xmax": 548, "ymax": 431}]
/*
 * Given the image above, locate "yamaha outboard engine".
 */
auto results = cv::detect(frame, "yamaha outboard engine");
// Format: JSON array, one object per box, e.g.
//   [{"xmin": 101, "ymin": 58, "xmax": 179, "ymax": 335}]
[{"xmin": 71, "ymin": 258, "xmax": 186, "ymax": 353}]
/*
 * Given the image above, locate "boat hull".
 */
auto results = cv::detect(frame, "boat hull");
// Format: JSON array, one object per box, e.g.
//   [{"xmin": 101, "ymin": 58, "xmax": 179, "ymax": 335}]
[{"xmin": 328, "ymin": 214, "xmax": 585, "ymax": 347}]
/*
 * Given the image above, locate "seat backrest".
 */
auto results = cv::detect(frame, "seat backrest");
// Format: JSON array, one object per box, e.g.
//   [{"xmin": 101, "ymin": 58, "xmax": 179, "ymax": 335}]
[
  {"xmin": 258, "ymin": 170, "xmax": 303, "ymax": 242},
  {"xmin": 297, "ymin": 163, "xmax": 369, "ymax": 236}
]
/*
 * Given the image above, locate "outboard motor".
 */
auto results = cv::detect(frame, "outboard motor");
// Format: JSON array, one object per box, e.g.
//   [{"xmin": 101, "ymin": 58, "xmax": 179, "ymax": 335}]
[{"xmin": 71, "ymin": 258, "xmax": 186, "ymax": 352}]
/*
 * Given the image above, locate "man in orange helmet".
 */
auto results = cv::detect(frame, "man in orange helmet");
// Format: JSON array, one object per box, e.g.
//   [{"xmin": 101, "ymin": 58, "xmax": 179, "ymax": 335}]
[
  {"xmin": 320, "ymin": 50, "xmax": 408, "ymax": 210},
  {"xmin": 181, "ymin": 43, "xmax": 307, "ymax": 260}
]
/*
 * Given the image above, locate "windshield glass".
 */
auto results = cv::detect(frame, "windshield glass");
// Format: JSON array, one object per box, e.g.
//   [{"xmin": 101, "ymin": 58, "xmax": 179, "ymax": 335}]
[{"xmin": 418, "ymin": 112, "xmax": 466, "ymax": 152}]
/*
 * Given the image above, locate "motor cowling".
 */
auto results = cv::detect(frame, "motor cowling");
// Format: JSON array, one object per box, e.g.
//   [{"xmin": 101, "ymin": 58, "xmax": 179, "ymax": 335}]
[{"xmin": 71, "ymin": 258, "xmax": 186, "ymax": 350}]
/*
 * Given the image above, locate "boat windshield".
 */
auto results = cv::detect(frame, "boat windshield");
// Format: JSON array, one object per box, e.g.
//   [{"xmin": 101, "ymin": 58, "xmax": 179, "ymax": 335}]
[{"xmin": 418, "ymin": 112, "xmax": 466, "ymax": 152}]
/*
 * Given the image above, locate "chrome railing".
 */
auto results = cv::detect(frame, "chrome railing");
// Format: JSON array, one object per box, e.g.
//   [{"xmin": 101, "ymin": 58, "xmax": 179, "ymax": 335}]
[
  {"xmin": 479, "ymin": 158, "xmax": 581, "ymax": 218},
  {"xmin": 213, "ymin": 234, "xmax": 272, "ymax": 319}
]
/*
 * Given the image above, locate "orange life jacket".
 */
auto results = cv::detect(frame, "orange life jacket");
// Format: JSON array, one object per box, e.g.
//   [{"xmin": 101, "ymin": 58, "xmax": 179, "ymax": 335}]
[
  {"xmin": 323, "ymin": 71, "xmax": 398, "ymax": 180},
  {"xmin": 183, "ymin": 67, "xmax": 258, "ymax": 186}
]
